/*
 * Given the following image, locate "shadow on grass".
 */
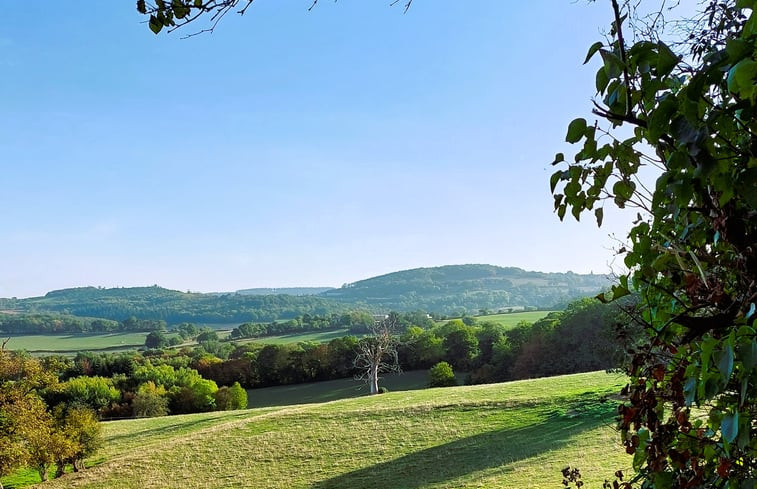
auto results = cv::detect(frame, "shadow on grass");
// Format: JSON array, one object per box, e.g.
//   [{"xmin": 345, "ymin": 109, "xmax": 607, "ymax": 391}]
[
  {"xmin": 311, "ymin": 397, "xmax": 614, "ymax": 489},
  {"xmin": 105, "ymin": 411, "xmax": 251, "ymax": 446}
]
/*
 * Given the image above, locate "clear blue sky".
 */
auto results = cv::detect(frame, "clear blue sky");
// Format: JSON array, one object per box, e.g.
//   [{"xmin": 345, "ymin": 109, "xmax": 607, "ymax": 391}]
[{"xmin": 0, "ymin": 1, "xmax": 635, "ymax": 298}]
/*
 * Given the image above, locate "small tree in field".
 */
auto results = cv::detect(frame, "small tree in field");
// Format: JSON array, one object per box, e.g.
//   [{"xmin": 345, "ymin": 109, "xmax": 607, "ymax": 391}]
[
  {"xmin": 428, "ymin": 361, "xmax": 457, "ymax": 388},
  {"xmin": 214, "ymin": 382, "xmax": 248, "ymax": 410},
  {"xmin": 354, "ymin": 319, "xmax": 401, "ymax": 395}
]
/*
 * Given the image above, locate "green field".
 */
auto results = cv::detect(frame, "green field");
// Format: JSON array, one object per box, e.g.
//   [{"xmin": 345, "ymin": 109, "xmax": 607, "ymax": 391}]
[
  {"xmin": 2, "ymin": 333, "xmax": 150, "ymax": 354},
  {"xmin": 235, "ymin": 328, "xmax": 365, "ymax": 345},
  {"xmin": 438, "ymin": 310, "xmax": 554, "ymax": 329},
  {"xmin": 14, "ymin": 371, "xmax": 631, "ymax": 489},
  {"xmin": 247, "ymin": 370, "xmax": 446, "ymax": 408}
]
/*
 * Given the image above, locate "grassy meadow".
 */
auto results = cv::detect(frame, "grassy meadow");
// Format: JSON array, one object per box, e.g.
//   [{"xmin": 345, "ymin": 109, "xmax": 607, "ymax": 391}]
[
  {"xmin": 19, "ymin": 371, "xmax": 631, "ymax": 489},
  {"xmin": 234, "ymin": 328, "xmax": 365, "ymax": 345},
  {"xmin": 472, "ymin": 310, "xmax": 554, "ymax": 329},
  {"xmin": 2, "ymin": 333, "xmax": 150, "ymax": 354},
  {"xmin": 247, "ymin": 370, "xmax": 443, "ymax": 408}
]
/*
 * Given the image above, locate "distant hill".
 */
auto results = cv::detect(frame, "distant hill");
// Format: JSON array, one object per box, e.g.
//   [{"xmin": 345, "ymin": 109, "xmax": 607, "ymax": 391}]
[
  {"xmin": 0, "ymin": 286, "xmax": 348, "ymax": 325},
  {"xmin": 321, "ymin": 264, "xmax": 611, "ymax": 314},
  {"xmin": 0, "ymin": 265, "xmax": 612, "ymax": 329},
  {"xmin": 235, "ymin": 287, "xmax": 334, "ymax": 296}
]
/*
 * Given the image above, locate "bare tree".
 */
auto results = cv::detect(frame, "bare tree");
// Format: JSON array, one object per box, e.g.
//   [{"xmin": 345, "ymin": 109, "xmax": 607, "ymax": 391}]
[{"xmin": 354, "ymin": 318, "xmax": 400, "ymax": 395}]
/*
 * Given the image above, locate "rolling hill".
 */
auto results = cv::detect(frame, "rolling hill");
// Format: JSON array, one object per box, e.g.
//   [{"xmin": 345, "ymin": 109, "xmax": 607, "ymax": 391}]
[
  {"xmin": 0, "ymin": 265, "xmax": 611, "ymax": 328},
  {"xmin": 322, "ymin": 264, "xmax": 610, "ymax": 313},
  {"xmin": 17, "ymin": 371, "xmax": 630, "ymax": 489}
]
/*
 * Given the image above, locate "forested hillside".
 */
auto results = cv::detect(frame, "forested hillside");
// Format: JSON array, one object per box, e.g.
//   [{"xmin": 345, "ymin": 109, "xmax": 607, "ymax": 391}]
[
  {"xmin": 0, "ymin": 265, "xmax": 610, "ymax": 329},
  {"xmin": 322, "ymin": 264, "xmax": 610, "ymax": 313},
  {"xmin": 0, "ymin": 286, "xmax": 347, "ymax": 325}
]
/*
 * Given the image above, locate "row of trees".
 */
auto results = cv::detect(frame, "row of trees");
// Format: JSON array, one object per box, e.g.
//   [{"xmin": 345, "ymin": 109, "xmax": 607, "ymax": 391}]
[
  {"xmin": 8, "ymin": 285, "xmax": 350, "ymax": 325},
  {"xmin": 62, "ymin": 298, "xmax": 629, "ymax": 402},
  {"xmin": 0, "ymin": 313, "xmax": 165, "ymax": 334},
  {"xmin": 229, "ymin": 311, "xmax": 377, "ymax": 339}
]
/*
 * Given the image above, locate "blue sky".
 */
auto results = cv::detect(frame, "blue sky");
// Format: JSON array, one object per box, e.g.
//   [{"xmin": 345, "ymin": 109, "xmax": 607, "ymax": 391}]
[{"xmin": 1, "ymin": 1, "xmax": 636, "ymax": 298}]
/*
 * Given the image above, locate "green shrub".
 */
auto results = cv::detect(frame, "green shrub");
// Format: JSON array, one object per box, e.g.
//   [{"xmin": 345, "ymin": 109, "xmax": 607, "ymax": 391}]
[{"xmin": 428, "ymin": 361, "xmax": 456, "ymax": 388}]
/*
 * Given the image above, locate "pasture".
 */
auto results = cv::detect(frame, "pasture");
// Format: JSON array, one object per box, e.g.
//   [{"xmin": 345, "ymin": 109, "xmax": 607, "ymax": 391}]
[
  {"xmin": 1, "ymin": 332, "xmax": 149, "ymax": 354},
  {"xmin": 234, "ymin": 328, "xmax": 361, "ymax": 345},
  {"xmin": 438, "ymin": 310, "xmax": 554, "ymax": 329},
  {"xmin": 474, "ymin": 310, "xmax": 555, "ymax": 328},
  {"xmin": 247, "ymin": 370, "xmax": 441, "ymax": 408},
  {"xmin": 17, "ymin": 371, "xmax": 631, "ymax": 489}
]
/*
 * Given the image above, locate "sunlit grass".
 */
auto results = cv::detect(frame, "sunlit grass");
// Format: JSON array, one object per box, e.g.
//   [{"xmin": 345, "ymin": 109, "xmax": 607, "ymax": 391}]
[{"xmin": 17, "ymin": 371, "xmax": 631, "ymax": 489}]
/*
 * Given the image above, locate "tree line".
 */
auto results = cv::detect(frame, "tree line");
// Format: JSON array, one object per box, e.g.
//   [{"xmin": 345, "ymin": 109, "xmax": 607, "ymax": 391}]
[
  {"xmin": 38, "ymin": 298, "xmax": 632, "ymax": 416},
  {"xmin": 0, "ymin": 313, "xmax": 166, "ymax": 334}
]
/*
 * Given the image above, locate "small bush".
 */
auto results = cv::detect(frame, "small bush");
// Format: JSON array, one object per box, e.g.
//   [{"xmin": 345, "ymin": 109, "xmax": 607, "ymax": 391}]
[{"xmin": 428, "ymin": 361, "xmax": 457, "ymax": 388}]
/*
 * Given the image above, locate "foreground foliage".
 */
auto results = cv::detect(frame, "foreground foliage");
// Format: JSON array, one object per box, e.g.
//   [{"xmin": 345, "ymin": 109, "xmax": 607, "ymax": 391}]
[
  {"xmin": 0, "ymin": 350, "xmax": 102, "ymax": 486},
  {"xmin": 553, "ymin": 0, "xmax": 757, "ymax": 487}
]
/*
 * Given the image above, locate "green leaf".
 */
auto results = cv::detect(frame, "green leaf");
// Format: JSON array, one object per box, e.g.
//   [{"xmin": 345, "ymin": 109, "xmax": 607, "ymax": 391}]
[
  {"xmin": 566, "ymin": 118, "xmax": 587, "ymax": 143},
  {"xmin": 727, "ymin": 59, "xmax": 757, "ymax": 99},
  {"xmin": 719, "ymin": 343, "xmax": 735, "ymax": 380},
  {"xmin": 740, "ymin": 338, "xmax": 757, "ymax": 370},
  {"xmin": 610, "ymin": 284, "xmax": 630, "ymax": 300},
  {"xmin": 600, "ymin": 50, "xmax": 623, "ymax": 78},
  {"xmin": 595, "ymin": 67, "xmax": 609, "ymax": 93},
  {"xmin": 137, "ymin": 0, "xmax": 147, "ymax": 14},
  {"xmin": 656, "ymin": 42, "xmax": 679, "ymax": 76},
  {"xmin": 149, "ymin": 15, "xmax": 163, "ymax": 34},
  {"xmin": 594, "ymin": 207, "xmax": 604, "ymax": 227},
  {"xmin": 653, "ymin": 472, "xmax": 673, "ymax": 489},
  {"xmin": 612, "ymin": 180, "xmax": 635, "ymax": 203},
  {"xmin": 648, "ymin": 96, "xmax": 677, "ymax": 142},
  {"xmin": 550, "ymin": 171, "xmax": 563, "ymax": 193},
  {"xmin": 683, "ymin": 376, "xmax": 697, "ymax": 406},
  {"xmin": 584, "ymin": 41, "xmax": 604, "ymax": 64},
  {"xmin": 551, "ymin": 153, "xmax": 564, "ymax": 166},
  {"xmin": 721, "ymin": 412, "xmax": 739, "ymax": 443}
]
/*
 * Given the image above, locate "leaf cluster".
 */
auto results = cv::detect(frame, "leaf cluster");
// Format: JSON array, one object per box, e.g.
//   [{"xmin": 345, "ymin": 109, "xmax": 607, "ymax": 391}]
[{"xmin": 552, "ymin": 0, "xmax": 757, "ymax": 486}]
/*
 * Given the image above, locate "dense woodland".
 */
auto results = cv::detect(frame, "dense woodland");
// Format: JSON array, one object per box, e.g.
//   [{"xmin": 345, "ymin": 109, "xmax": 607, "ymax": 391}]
[
  {"xmin": 323, "ymin": 265, "xmax": 610, "ymax": 313},
  {"xmin": 0, "ymin": 265, "xmax": 609, "ymax": 330}
]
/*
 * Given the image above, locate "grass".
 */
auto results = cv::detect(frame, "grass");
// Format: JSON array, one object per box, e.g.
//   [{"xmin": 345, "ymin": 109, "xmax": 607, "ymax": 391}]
[
  {"xmin": 474, "ymin": 310, "xmax": 555, "ymax": 328},
  {"xmin": 247, "ymin": 370, "xmax": 450, "ymax": 408},
  {"xmin": 234, "ymin": 328, "xmax": 365, "ymax": 346},
  {"xmin": 437, "ymin": 310, "xmax": 555, "ymax": 330},
  {"xmin": 2, "ymin": 332, "xmax": 150, "ymax": 354},
  {"xmin": 4, "ymin": 328, "xmax": 358, "ymax": 355},
  {"xmin": 13, "ymin": 371, "xmax": 632, "ymax": 489}
]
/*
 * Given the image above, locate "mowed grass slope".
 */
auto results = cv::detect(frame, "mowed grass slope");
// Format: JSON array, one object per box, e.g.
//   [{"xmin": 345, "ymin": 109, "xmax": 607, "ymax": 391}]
[
  {"xmin": 473, "ymin": 310, "xmax": 555, "ymax": 328},
  {"xmin": 4, "ymin": 333, "xmax": 149, "ymax": 354},
  {"xmin": 437, "ymin": 310, "xmax": 554, "ymax": 330},
  {"xmin": 35, "ymin": 371, "xmax": 631, "ymax": 489}
]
